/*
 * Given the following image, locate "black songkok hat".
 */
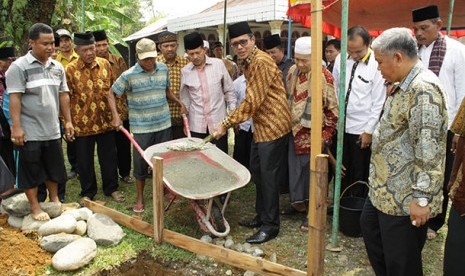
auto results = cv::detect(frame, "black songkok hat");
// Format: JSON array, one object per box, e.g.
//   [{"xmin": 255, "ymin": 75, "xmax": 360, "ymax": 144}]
[
  {"xmin": 212, "ymin": 41, "xmax": 223, "ymax": 50},
  {"xmin": 228, "ymin": 22, "xmax": 252, "ymax": 39},
  {"xmin": 157, "ymin": 31, "xmax": 177, "ymax": 44},
  {"xmin": 184, "ymin": 32, "xmax": 203, "ymax": 50},
  {"xmin": 74, "ymin": 31, "xmax": 95, "ymax": 45},
  {"xmin": 54, "ymin": 33, "xmax": 60, "ymax": 47},
  {"xmin": 263, "ymin": 34, "xmax": 281, "ymax": 50},
  {"xmin": 412, "ymin": 5, "xmax": 440, "ymax": 22},
  {"xmin": 92, "ymin": 30, "xmax": 108, "ymax": 42},
  {"xmin": 0, "ymin": 47, "xmax": 16, "ymax": 59}
]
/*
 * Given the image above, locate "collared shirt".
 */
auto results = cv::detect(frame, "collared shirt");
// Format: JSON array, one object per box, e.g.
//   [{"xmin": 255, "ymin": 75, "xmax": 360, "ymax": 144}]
[
  {"xmin": 369, "ymin": 62, "xmax": 448, "ymax": 217},
  {"xmin": 6, "ymin": 51, "xmax": 68, "ymax": 140},
  {"xmin": 333, "ymin": 49, "xmax": 386, "ymax": 135},
  {"xmin": 107, "ymin": 53, "xmax": 129, "ymax": 121},
  {"xmin": 112, "ymin": 62, "xmax": 171, "ymax": 134},
  {"xmin": 278, "ymin": 56, "xmax": 294, "ymax": 88},
  {"xmin": 222, "ymin": 58, "xmax": 239, "ymax": 80},
  {"xmin": 451, "ymin": 98, "xmax": 465, "ymax": 136},
  {"xmin": 157, "ymin": 55, "xmax": 189, "ymax": 125},
  {"xmin": 66, "ymin": 57, "xmax": 115, "ymax": 137},
  {"xmin": 180, "ymin": 56, "xmax": 236, "ymax": 134},
  {"xmin": 56, "ymin": 50, "xmax": 79, "ymax": 68},
  {"xmin": 222, "ymin": 47, "xmax": 291, "ymax": 142},
  {"xmin": 233, "ymin": 75, "xmax": 253, "ymax": 132},
  {"xmin": 419, "ymin": 35, "xmax": 465, "ymax": 128}
]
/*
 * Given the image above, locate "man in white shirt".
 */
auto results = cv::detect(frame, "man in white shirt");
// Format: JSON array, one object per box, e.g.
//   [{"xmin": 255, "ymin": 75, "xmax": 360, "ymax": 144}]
[
  {"xmin": 412, "ymin": 4, "xmax": 465, "ymax": 239},
  {"xmin": 180, "ymin": 32, "xmax": 236, "ymax": 153},
  {"xmin": 332, "ymin": 26, "xmax": 386, "ymax": 198}
]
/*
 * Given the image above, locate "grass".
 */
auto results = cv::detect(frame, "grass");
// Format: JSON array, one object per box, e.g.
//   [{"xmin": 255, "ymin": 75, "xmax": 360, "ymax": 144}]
[{"xmin": 42, "ymin": 142, "xmax": 446, "ymax": 275}]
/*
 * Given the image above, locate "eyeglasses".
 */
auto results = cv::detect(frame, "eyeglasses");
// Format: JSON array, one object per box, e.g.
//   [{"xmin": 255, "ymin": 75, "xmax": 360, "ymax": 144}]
[{"xmin": 230, "ymin": 39, "xmax": 250, "ymax": 49}]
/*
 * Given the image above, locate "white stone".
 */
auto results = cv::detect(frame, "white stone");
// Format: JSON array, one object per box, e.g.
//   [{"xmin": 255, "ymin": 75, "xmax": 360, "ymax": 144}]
[
  {"xmin": 200, "ymin": 235, "xmax": 213, "ymax": 243},
  {"xmin": 224, "ymin": 239, "xmax": 234, "ymax": 249},
  {"xmin": 21, "ymin": 214, "xmax": 47, "ymax": 231},
  {"xmin": 225, "ymin": 270, "xmax": 232, "ymax": 275},
  {"xmin": 7, "ymin": 215, "xmax": 23, "ymax": 229},
  {"xmin": 87, "ymin": 213, "xmax": 125, "ymax": 246},
  {"xmin": 52, "ymin": 238, "xmax": 97, "ymax": 271},
  {"xmin": 62, "ymin": 207, "xmax": 93, "ymax": 221},
  {"xmin": 38, "ymin": 214, "xmax": 77, "ymax": 236},
  {"xmin": 73, "ymin": 220, "xmax": 87, "ymax": 236},
  {"xmin": 243, "ymin": 271, "xmax": 255, "ymax": 276},
  {"xmin": 252, "ymin": 248, "xmax": 264, "ymax": 257},
  {"xmin": 40, "ymin": 233, "xmax": 81, "ymax": 253}
]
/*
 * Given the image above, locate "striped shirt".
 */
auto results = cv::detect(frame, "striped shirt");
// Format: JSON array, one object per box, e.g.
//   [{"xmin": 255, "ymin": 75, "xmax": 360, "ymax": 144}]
[
  {"xmin": 157, "ymin": 55, "xmax": 189, "ymax": 126},
  {"xmin": 180, "ymin": 56, "xmax": 236, "ymax": 134},
  {"xmin": 222, "ymin": 47, "xmax": 291, "ymax": 142},
  {"xmin": 6, "ymin": 51, "xmax": 68, "ymax": 141},
  {"xmin": 112, "ymin": 62, "xmax": 171, "ymax": 134}
]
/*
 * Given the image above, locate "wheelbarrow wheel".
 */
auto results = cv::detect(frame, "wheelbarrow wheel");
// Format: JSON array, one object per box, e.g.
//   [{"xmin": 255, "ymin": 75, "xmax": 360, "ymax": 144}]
[{"xmin": 210, "ymin": 201, "xmax": 226, "ymax": 233}]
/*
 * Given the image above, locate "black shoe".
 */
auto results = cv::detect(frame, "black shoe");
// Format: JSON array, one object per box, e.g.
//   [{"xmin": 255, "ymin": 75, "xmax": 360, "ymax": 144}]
[
  {"xmin": 246, "ymin": 229, "xmax": 279, "ymax": 244},
  {"xmin": 67, "ymin": 170, "xmax": 77, "ymax": 180},
  {"xmin": 238, "ymin": 217, "xmax": 262, "ymax": 228}
]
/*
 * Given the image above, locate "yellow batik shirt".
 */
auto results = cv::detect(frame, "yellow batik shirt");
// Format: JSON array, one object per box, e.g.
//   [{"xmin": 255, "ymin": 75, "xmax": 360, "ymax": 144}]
[
  {"xmin": 156, "ymin": 55, "xmax": 189, "ymax": 126},
  {"xmin": 222, "ymin": 47, "xmax": 291, "ymax": 142},
  {"xmin": 369, "ymin": 62, "xmax": 448, "ymax": 217},
  {"xmin": 66, "ymin": 57, "xmax": 115, "ymax": 137}
]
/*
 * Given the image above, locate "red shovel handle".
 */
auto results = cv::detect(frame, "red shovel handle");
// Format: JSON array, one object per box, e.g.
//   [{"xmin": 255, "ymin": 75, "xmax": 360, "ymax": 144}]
[
  {"xmin": 182, "ymin": 114, "xmax": 191, "ymax": 138},
  {"xmin": 120, "ymin": 127, "xmax": 153, "ymax": 168}
]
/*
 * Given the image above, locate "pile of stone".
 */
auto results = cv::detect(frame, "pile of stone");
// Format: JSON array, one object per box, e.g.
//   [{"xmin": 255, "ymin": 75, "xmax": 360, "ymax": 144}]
[{"xmin": 0, "ymin": 193, "xmax": 125, "ymax": 271}]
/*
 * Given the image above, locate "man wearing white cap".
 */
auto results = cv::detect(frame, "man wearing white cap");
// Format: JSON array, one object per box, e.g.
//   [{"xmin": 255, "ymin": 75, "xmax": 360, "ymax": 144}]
[
  {"xmin": 110, "ymin": 38, "xmax": 186, "ymax": 213},
  {"xmin": 285, "ymin": 37, "xmax": 339, "ymax": 231}
]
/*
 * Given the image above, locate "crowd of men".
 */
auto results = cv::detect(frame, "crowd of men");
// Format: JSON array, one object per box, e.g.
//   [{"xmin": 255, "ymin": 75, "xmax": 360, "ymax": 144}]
[{"xmin": 0, "ymin": 3, "xmax": 465, "ymax": 275}]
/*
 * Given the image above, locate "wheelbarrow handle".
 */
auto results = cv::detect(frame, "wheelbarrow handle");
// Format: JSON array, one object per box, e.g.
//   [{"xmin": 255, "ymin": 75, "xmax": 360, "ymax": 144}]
[
  {"xmin": 120, "ymin": 127, "xmax": 153, "ymax": 168},
  {"xmin": 182, "ymin": 114, "xmax": 191, "ymax": 138}
]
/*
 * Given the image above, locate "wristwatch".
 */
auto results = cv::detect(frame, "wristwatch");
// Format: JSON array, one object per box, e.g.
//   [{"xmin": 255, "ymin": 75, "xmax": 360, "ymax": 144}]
[{"xmin": 416, "ymin": 198, "xmax": 429, "ymax": 207}]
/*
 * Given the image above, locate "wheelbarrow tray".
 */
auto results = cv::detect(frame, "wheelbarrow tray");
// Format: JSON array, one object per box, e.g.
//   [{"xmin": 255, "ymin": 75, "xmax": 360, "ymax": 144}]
[{"xmin": 143, "ymin": 138, "xmax": 250, "ymax": 200}]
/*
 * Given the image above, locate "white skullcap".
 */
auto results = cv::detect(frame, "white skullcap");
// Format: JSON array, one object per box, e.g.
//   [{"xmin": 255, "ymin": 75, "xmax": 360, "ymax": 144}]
[
  {"xmin": 294, "ymin": 36, "xmax": 311, "ymax": 55},
  {"xmin": 203, "ymin": 40, "xmax": 210, "ymax": 49}
]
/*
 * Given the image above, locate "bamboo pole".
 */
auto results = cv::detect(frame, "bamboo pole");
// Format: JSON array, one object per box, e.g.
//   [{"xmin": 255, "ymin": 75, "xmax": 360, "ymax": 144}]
[
  {"xmin": 152, "ymin": 156, "xmax": 164, "ymax": 244},
  {"xmin": 308, "ymin": 155, "xmax": 329, "ymax": 275},
  {"xmin": 330, "ymin": 0, "xmax": 349, "ymax": 250},
  {"xmin": 447, "ymin": 0, "xmax": 455, "ymax": 35},
  {"xmin": 308, "ymin": 0, "xmax": 324, "ymax": 273}
]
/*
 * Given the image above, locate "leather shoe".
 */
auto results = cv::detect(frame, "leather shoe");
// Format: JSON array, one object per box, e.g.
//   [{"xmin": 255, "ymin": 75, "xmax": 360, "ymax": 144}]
[
  {"xmin": 238, "ymin": 217, "xmax": 262, "ymax": 228},
  {"xmin": 246, "ymin": 229, "xmax": 279, "ymax": 244}
]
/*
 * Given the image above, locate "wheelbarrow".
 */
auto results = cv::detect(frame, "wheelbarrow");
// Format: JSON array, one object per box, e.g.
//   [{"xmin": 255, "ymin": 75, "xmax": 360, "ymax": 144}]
[{"xmin": 120, "ymin": 127, "xmax": 251, "ymax": 237}]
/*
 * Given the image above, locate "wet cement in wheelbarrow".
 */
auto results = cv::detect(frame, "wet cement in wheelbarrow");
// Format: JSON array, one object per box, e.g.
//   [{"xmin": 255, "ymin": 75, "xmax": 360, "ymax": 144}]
[{"xmin": 160, "ymin": 151, "xmax": 238, "ymax": 197}]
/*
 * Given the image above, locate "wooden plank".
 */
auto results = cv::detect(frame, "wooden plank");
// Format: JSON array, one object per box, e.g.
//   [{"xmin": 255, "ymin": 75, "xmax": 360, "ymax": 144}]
[
  {"xmin": 83, "ymin": 199, "xmax": 154, "ymax": 237},
  {"xmin": 308, "ymin": 155, "xmax": 328, "ymax": 276},
  {"xmin": 152, "ymin": 156, "xmax": 164, "ymax": 244},
  {"xmin": 163, "ymin": 229, "xmax": 307, "ymax": 276}
]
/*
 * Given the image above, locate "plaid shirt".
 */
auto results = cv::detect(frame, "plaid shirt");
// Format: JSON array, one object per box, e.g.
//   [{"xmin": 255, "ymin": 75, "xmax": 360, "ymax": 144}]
[
  {"xmin": 157, "ymin": 55, "xmax": 189, "ymax": 126},
  {"xmin": 66, "ymin": 57, "xmax": 115, "ymax": 137}
]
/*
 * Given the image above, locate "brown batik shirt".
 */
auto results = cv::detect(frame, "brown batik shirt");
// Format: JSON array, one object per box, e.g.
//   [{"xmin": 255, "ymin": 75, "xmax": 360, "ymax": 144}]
[
  {"xmin": 108, "ymin": 53, "xmax": 128, "ymax": 121},
  {"xmin": 157, "ymin": 54, "xmax": 189, "ymax": 126},
  {"xmin": 66, "ymin": 57, "xmax": 115, "ymax": 137}
]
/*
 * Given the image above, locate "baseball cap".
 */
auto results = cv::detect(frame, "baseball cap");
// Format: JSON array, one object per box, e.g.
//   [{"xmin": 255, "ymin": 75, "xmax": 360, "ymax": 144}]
[
  {"xmin": 56, "ymin": 29, "xmax": 72, "ymax": 38},
  {"xmin": 136, "ymin": 38, "xmax": 157, "ymax": 59}
]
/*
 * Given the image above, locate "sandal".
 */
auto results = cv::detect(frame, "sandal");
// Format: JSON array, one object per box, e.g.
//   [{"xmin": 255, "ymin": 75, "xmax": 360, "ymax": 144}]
[
  {"xmin": 121, "ymin": 175, "xmax": 135, "ymax": 184},
  {"xmin": 133, "ymin": 202, "xmax": 144, "ymax": 213},
  {"xmin": 299, "ymin": 218, "xmax": 309, "ymax": 232},
  {"xmin": 281, "ymin": 205, "xmax": 299, "ymax": 215},
  {"xmin": 80, "ymin": 196, "xmax": 91, "ymax": 207},
  {"xmin": 111, "ymin": 191, "xmax": 125, "ymax": 203}
]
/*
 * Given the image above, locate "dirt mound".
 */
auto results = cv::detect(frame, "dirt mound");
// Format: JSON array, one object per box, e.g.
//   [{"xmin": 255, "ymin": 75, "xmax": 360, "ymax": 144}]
[{"xmin": 0, "ymin": 214, "xmax": 52, "ymax": 275}]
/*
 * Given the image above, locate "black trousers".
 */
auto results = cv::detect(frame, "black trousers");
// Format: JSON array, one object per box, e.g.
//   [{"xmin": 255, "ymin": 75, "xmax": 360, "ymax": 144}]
[
  {"xmin": 115, "ymin": 120, "xmax": 131, "ymax": 178},
  {"xmin": 191, "ymin": 130, "xmax": 228, "ymax": 154},
  {"xmin": 444, "ymin": 205, "xmax": 465, "ymax": 276},
  {"xmin": 233, "ymin": 129, "xmax": 253, "ymax": 169},
  {"xmin": 0, "ymin": 138, "xmax": 15, "ymax": 176},
  {"xmin": 342, "ymin": 133, "xmax": 371, "ymax": 197},
  {"xmin": 360, "ymin": 198, "xmax": 427, "ymax": 276},
  {"xmin": 66, "ymin": 138, "xmax": 77, "ymax": 173},
  {"xmin": 249, "ymin": 134, "xmax": 289, "ymax": 232},
  {"xmin": 75, "ymin": 131, "xmax": 118, "ymax": 199},
  {"xmin": 171, "ymin": 125, "xmax": 186, "ymax": 140},
  {"xmin": 429, "ymin": 130, "xmax": 455, "ymax": 231}
]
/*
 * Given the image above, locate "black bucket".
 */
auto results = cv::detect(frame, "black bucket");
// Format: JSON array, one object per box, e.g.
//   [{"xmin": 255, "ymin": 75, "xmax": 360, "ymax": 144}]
[{"xmin": 339, "ymin": 197, "xmax": 365, "ymax": 237}]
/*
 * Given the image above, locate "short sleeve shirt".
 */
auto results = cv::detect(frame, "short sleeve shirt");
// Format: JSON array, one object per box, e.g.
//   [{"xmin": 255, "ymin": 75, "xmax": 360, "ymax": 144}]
[
  {"xmin": 112, "ymin": 62, "xmax": 171, "ymax": 134},
  {"xmin": 6, "ymin": 51, "xmax": 68, "ymax": 141}
]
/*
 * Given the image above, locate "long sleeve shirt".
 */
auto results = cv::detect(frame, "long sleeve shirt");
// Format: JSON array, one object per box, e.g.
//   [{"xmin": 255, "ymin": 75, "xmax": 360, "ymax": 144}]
[
  {"xmin": 419, "ymin": 35, "xmax": 465, "ymax": 128},
  {"xmin": 369, "ymin": 62, "xmax": 448, "ymax": 217},
  {"xmin": 233, "ymin": 75, "xmax": 253, "ymax": 132},
  {"xmin": 180, "ymin": 56, "xmax": 236, "ymax": 134},
  {"xmin": 222, "ymin": 47, "xmax": 291, "ymax": 142},
  {"xmin": 333, "ymin": 49, "xmax": 386, "ymax": 135}
]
